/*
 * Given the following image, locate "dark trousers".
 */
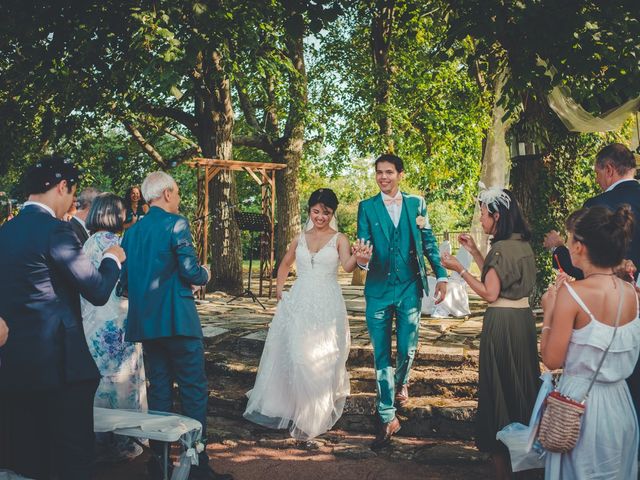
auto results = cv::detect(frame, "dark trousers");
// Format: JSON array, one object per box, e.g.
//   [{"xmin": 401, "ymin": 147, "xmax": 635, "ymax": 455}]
[
  {"xmin": 0, "ymin": 379, "xmax": 99, "ymax": 480},
  {"xmin": 142, "ymin": 337, "xmax": 208, "ymax": 459}
]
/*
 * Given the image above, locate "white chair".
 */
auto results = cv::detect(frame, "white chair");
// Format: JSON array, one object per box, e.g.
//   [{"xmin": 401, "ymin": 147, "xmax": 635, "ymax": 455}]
[{"xmin": 422, "ymin": 246, "xmax": 472, "ymax": 318}]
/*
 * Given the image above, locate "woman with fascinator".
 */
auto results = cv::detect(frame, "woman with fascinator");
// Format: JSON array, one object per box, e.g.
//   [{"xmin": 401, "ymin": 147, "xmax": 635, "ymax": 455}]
[
  {"xmin": 243, "ymin": 188, "xmax": 372, "ymax": 441},
  {"xmin": 441, "ymin": 185, "xmax": 540, "ymax": 479}
]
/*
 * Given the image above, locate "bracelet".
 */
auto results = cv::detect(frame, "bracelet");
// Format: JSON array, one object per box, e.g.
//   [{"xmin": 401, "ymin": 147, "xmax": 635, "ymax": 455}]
[
  {"xmin": 459, "ymin": 269, "xmax": 468, "ymax": 277},
  {"xmin": 541, "ymin": 326, "xmax": 551, "ymax": 333}
]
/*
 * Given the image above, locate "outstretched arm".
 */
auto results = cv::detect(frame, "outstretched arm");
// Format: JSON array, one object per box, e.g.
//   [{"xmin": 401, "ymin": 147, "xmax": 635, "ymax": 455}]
[
  {"xmin": 356, "ymin": 202, "xmax": 373, "ymax": 269},
  {"xmin": 50, "ymin": 223, "xmax": 121, "ymax": 306}
]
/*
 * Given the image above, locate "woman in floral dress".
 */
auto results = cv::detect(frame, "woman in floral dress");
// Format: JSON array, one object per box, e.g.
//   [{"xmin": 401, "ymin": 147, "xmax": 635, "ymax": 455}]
[{"xmin": 82, "ymin": 193, "xmax": 147, "ymax": 462}]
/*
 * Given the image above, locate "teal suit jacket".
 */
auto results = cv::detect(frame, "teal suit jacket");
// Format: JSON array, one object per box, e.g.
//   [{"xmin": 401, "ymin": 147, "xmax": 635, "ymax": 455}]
[
  {"xmin": 357, "ymin": 192, "xmax": 447, "ymax": 298},
  {"xmin": 120, "ymin": 206, "xmax": 209, "ymax": 342}
]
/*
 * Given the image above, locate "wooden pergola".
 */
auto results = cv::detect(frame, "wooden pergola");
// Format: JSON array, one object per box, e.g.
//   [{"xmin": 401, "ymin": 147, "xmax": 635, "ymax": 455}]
[{"xmin": 186, "ymin": 158, "xmax": 286, "ymax": 297}]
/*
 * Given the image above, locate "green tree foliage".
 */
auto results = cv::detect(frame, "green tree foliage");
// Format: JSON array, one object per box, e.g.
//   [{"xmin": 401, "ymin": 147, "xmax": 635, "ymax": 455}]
[
  {"xmin": 446, "ymin": 0, "xmax": 640, "ymax": 114},
  {"xmin": 311, "ymin": 0, "xmax": 490, "ymax": 228}
]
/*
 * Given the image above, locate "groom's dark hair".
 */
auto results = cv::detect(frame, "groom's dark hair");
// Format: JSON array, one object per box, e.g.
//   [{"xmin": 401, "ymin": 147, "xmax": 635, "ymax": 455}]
[{"xmin": 375, "ymin": 154, "xmax": 404, "ymax": 173}]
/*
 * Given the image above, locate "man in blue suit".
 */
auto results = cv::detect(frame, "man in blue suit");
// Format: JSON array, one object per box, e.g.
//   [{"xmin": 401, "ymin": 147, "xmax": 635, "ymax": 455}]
[
  {"xmin": 121, "ymin": 171, "xmax": 232, "ymax": 480},
  {"xmin": 0, "ymin": 156, "xmax": 125, "ymax": 479},
  {"xmin": 356, "ymin": 154, "xmax": 448, "ymax": 449},
  {"xmin": 544, "ymin": 143, "xmax": 640, "ymax": 431}
]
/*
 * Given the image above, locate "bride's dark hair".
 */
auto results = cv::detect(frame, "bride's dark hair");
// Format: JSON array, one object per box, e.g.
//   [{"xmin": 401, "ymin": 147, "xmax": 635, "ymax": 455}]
[{"xmin": 308, "ymin": 188, "xmax": 339, "ymax": 212}]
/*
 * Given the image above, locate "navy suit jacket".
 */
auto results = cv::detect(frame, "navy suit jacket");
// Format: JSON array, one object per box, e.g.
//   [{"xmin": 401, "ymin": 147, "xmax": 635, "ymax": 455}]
[
  {"xmin": 555, "ymin": 180, "xmax": 640, "ymax": 279},
  {"xmin": 121, "ymin": 206, "xmax": 208, "ymax": 342},
  {"xmin": 0, "ymin": 204, "xmax": 120, "ymax": 391}
]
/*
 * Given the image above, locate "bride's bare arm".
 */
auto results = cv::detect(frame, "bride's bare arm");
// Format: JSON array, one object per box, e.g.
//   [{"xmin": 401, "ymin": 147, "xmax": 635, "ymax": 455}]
[
  {"xmin": 276, "ymin": 238, "xmax": 298, "ymax": 300},
  {"xmin": 337, "ymin": 234, "xmax": 358, "ymax": 273}
]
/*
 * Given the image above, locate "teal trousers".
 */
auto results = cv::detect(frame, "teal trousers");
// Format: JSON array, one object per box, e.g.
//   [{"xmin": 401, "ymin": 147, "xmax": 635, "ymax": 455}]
[{"xmin": 365, "ymin": 279, "xmax": 422, "ymax": 423}]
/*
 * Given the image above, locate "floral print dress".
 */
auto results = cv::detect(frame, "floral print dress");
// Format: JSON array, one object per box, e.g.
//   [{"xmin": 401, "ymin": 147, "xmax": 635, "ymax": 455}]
[{"xmin": 82, "ymin": 231, "xmax": 147, "ymax": 461}]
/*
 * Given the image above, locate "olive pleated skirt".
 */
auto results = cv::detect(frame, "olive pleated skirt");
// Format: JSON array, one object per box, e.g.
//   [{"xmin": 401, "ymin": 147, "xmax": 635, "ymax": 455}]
[{"xmin": 476, "ymin": 306, "xmax": 541, "ymax": 453}]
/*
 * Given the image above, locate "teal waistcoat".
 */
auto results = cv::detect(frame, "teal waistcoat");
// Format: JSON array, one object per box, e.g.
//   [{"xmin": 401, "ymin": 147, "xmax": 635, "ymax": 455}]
[{"xmin": 381, "ymin": 201, "xmax": 420, "ymax": 287}]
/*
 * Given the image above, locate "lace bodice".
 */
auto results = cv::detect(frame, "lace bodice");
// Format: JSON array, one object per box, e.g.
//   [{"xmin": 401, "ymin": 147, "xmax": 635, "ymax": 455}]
[{"xmin": 295, "ymin": 232, "xmax": 340, "ymax": 279}]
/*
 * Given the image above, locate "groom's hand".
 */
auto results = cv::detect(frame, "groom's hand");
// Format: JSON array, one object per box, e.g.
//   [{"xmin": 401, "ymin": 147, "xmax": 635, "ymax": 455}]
[
  {"xmin": 353, "ymin": 238, "xmax": 373, "ymax": 265},
  {"xmin": 434, "ymin": 281, "xmax": 447, "ymax": 305}
]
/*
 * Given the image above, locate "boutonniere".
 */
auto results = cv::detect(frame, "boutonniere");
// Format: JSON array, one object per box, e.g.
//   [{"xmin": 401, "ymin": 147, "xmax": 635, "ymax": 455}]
[{"xmin": 416, "ymin": 215, "xmax": 426, "ymax": 229}]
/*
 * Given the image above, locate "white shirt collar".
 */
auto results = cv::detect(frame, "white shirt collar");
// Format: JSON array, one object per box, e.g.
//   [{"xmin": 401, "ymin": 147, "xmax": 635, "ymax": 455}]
[
  {"xmin": 381, "ymin": 191, "xmax": 402, "ymax": 201},
  {"xmin": 23, "ymin": 201, "xmax": 56, "ymax": 218},
  {"xmin": 606, "ymin": 179, "xmax": 637, "ymax": 192}
]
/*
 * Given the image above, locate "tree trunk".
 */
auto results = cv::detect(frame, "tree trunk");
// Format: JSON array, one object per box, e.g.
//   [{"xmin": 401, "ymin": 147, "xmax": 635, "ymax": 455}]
[
  {"xmin": 274, "ymin": 143, "xmax": 302, "ymax": 266},
  {"xmin": 469, "ymin": 71, "xmax": 512, "ymax": 255},
  {"xmin": 197, "ymin": 50, "xmax": 243, "ymax": 294},
  {"xmin": 273, "ymin": 11, "xmax": 306, "ymax": 263},
  {"xmin": 371, "ymin": 0, "xmax": 395, "ymax": 152}
]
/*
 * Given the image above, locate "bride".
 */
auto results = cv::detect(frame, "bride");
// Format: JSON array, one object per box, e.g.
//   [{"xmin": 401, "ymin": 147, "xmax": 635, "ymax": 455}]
[{"xmin": 243, "ymin": 188, "xmax": 372, "ymax": 440}]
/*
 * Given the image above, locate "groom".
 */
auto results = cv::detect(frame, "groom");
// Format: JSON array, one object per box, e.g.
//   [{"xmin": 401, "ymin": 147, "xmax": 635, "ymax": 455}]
[{"xmin": 356, "ymin": 154, "xmax": 448, "ymax": 449}]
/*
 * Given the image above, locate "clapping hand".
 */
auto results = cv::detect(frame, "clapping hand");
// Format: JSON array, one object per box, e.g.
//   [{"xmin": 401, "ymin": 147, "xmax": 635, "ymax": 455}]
[
  {"xmin": 458, "ymin": 234, "xmax": 478, "ymax": 254},
  {"xmin": 614, "ymin": 259, "xmax": 636, "ymax": 282},
  {"xmin": 352, "ymin": 239, "xmax": 373, "ymax": 265},
  {"xmin": 0, "ymin": 317, "xmax": 8, "ymax": 347},
  {"xmin": 541, "ymin": 273, "xmax": 570, "ymax": 313},
  {"xmin": 543, "ymin": 230, "xmax": 565, "ymax": 250}
]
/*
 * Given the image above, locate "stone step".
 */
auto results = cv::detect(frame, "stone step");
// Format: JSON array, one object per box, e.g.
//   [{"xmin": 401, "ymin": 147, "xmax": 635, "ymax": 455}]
[
  {"xmin": 205, "ymin": 353, "xmax": 478, "ymax": 399},
  {"xmin": 232, "ymin": 333, "xmax": 478, "ymax": 368},
  {"xmin": 207, "ymin": 376, "xmax": 477, "ymax": 440}
]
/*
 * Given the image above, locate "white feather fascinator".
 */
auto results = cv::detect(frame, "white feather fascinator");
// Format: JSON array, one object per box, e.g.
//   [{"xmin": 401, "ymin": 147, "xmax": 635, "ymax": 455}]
[{"xmin": 477, "ymin": 182, "xmax": 511, "ymax": 211}]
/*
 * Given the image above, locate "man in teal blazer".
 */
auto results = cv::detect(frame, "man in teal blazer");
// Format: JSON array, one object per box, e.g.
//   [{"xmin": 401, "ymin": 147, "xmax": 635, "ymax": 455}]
[
  {"xmin": 356, "ymin": 154, "xmax": 448, "ymax": 449},
  {"xmin": 121, "ymin": 171, "xmax": 232, "ymax": 480}
]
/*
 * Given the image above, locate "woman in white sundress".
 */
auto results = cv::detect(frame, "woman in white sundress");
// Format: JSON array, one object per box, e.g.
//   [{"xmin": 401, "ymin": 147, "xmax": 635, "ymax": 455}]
[
  {"xmin": 541, "ymin": 205, "xmax": 640, "ymax": 479},
  {"xmin": 243, "ymin": 188, "xmax": 372, "ymax": 440}
]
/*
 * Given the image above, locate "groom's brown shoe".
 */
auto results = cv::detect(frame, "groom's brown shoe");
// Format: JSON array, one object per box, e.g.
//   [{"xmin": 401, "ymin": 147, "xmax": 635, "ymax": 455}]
[
  {"xmin": 395, "ymin": 384, "xmax": 409, "ymax": 408},
  {"xmin": 371, "ymin": 417, "xmax": 401, "ymax": 450}
]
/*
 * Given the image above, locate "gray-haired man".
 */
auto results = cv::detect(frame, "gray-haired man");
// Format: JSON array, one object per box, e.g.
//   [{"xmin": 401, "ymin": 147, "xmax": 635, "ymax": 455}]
[
  {"xmin": 121, "ymin": 171, "xmax": 232, "ymax": 480},
  {"xmin": 70, "ymin": 187, "xmax": 101, "ymax": 245}
]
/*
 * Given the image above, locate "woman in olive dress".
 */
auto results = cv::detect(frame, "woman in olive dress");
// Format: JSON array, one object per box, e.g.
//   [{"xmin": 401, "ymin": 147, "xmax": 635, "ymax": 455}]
[{"xmin": 441, "ymin": 186, "xmax": 540, "ymax": 480}]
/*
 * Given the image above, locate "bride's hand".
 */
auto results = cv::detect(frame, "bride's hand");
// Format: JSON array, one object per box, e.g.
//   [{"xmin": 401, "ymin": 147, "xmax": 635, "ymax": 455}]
[
  {"xmin": 353, "ymin": 239, "xmax": 373, "ymax": 264},
  {"xmin": 276, "ymin": 287, "xmax": 284, "ymax": 301}
]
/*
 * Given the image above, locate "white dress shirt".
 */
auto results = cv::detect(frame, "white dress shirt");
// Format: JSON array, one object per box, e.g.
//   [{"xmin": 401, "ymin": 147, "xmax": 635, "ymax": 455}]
[
  {"xmin": 381, "ymin": 191, "xmax": 403, "ymax": 227},
  {"xmin": 23, "ymin": 200, "xmax": 56, "ymax": 218}
]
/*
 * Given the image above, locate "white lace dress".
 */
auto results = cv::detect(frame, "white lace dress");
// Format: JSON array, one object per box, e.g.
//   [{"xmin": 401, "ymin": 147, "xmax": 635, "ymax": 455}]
[
  {"xmin": 545, "ymin": 283, "xmax": 640, "ymax": 479},
  {"xmin": 243, "ymin": 232, "xmax": 351, "ymax": 440}
]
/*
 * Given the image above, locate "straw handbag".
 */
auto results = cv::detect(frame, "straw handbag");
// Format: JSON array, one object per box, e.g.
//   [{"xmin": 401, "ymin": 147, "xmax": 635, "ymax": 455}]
[{"xmin": 538, "ymin": 279, "xmax": 624, "ymax": 453}]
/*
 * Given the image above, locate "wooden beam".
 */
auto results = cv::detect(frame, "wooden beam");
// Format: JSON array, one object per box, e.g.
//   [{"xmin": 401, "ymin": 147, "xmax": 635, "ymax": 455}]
[
  {"xmin": 243, "ymin": 167, "xmax": 264, "ymax": 186},
  {"xmin": 206, "ymin": 167, "xmax": 222, "ymax": 182},
  {"xmin": 186, "ymin": 158, "xmax": 286, "ymax": 171}
]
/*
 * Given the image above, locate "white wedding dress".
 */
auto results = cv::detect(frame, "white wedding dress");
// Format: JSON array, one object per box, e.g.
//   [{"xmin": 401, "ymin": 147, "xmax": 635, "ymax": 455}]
[{"xmin": 243, "ymin": 231, "xmax": 351, "ymax": 440}]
